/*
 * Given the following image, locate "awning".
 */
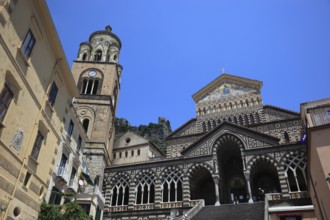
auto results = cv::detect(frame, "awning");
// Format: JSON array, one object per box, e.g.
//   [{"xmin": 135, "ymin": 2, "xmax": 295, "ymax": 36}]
[{"xmin": 81, "ymin": 172, "xmax": 94, "ymax": 186}]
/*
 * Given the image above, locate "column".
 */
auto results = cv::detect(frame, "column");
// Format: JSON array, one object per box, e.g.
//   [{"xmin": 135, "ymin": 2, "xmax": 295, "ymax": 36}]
[
  {"xmin": 182, "ymin": 176, "xmax": 190, "ymax": 207},
  {"xmin": 213, "ymin": 176, "xmax": 220, "ymax": 206},
  {"xmin": 154, "ymin": 179, "xmax": 162, "ymax": 209},
  {"xmin": 127, "ymin": 182, "xmax": 135, "ymax": 210},
  {"xmin": 244, "ymin": 171, "xmax": 254, "ymax": 203}
]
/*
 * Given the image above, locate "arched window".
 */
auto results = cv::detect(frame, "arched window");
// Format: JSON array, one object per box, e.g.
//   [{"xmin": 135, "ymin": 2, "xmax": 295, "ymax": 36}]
[
  {"xmin": 217, "ymin": 119, "xmax": 221, "ymax": 124},
  {"xmin": 113, "ymin": 54, "xmax": 117, "ymax": 61},
  {"xmin": 162, "ymin": 169, "xmax": 183, "ymax": 202},
  {"xmin": 233, "ymin": 116, "xmax": 238, "ymax": 124},
  {"xmin": 94, "ymin": 50, "xmax": 102, "ymax": 61},
  {"xmin": 285, "ymin": 154, "xmax": 307, "ymax": 192},
  {"xmin": 249, "ymin": 113, "xmax": 255, "ymax": 125},
  {"xmin": 111, "ymin": 177, "xmax": 129, "ymax": 206},
  {"xmin": 228, "ymin": 117, "xmax": 232, "ymax": 123},
  {"xmin": 81, "ymin": 78, "xmax": 99, "ymax": 95},
  {"xmin": 202, "ymin": 122, "xmax": 206, "ymax": 132},
  {"xmin": 83, "ymin": 119, "xmax": 89, "ymax": 133},
  {"xmin": 212, "ymin": 120, "xmax": 216, "ymax": 128},
  {"xmin": 244, "ymin": 114, "xmax": 249, "ymax": 125},
  {"xmin": 82, "ymin": 53, "xmax": 87, "ymax": 61},
  {"xmin": 125, "ymin": 151, "xmax": 128, "ymax": 157},
  {"xmin": 255, "ymin": 113, "xmax": 261, "ymax": 124},
  {"xmin": 239, "ymin": 115, "xmax": 243, "ymax": 125},
  {"xmin": 135, "ymin": 173, "xmax": 155, "ymax": 204},
  {"xmin": 137, "ymin": 149, "xmax": 140, "ymax": 156}
]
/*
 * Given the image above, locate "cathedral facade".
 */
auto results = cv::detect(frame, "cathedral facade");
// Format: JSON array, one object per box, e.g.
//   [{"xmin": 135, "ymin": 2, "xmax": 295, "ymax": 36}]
[{"xmin": 103, "ymin": 73, "xmax": 309, "ymax": 219}]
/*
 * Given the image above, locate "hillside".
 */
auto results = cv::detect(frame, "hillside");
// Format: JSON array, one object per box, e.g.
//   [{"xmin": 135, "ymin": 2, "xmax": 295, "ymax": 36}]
[{"xmin": 114, "ymin": 117, "xmax": 172, "ymax": 153}]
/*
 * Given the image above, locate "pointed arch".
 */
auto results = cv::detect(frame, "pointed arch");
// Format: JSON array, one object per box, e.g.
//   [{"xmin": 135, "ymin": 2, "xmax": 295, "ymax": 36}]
[
  {"xmin": 160, "ymin": 167, "xmax": 183, "ymax": 203},
  {"xmin": 282, "ymin": 152, "xmax": 307, "ymax": 192},
  {"xmin": 134, "ymin": 170, "xmax": 156, "ymax": 204},
  {"xmin": 109, "ymin": 172, "xmax": 130, "ymax": 206}
]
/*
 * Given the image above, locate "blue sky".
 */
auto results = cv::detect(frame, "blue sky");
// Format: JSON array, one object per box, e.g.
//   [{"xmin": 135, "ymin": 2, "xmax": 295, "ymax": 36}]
[{"xmin": 47, "ymin": 0, "xmax": 330, "ymax": 130}]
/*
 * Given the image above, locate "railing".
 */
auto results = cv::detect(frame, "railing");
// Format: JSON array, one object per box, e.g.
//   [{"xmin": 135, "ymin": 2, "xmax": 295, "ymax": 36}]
[
  {"xmin": 133, "ymin": 204, "xmax": 155, "ymax": 210},
  {"xmin": 266, "ymin": 191, "xmax": 308, "ymax": 201},
  {"xmin": 180, "ymin": 200, "xmax": 204, "ymax": 220},
  {"xmin": 160, "ymin": 201, "xmax": 183, "ymax": 209}
]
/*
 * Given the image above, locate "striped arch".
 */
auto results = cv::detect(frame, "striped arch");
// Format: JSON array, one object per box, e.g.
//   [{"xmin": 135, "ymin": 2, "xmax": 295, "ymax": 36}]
[
  {"xmin": 186, "ymin": 162, "xmax": 214, "ymax": 179},
  {"xmin": 212, "ymin": 133, "xmax": 245, "ymax": 156},
  {"xmin": 246, "ymin": 154, "xmax": 279, "ymax": 172},
  {"xmin": 246, "ymin": 154, "xmax": 282, "ymax": 198}
]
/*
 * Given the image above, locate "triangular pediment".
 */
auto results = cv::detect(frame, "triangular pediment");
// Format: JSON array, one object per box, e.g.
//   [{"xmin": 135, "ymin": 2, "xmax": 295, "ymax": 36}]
[
  {"xmin": 114, "ymin": 131, "xmax": 149, "ymax": 149},
  {"xmin": 181, "ymin": 122, "xmax": 279, "ymax": 158},
  {"xmin": 192, "ymin": 74, "xmax": 262, "ymax": 103}
]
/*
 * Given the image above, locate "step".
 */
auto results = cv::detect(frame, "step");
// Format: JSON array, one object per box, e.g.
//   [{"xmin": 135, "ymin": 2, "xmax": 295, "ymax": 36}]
[{"xmin": 192, "ymin": 202, "xmax": 265, "ymax": 220}]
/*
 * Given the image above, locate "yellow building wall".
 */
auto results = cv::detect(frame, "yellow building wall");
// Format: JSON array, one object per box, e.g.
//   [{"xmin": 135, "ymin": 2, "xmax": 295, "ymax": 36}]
[{"xmin": 0, "ymin": 1, "xmax": 78, "ymax": 219}]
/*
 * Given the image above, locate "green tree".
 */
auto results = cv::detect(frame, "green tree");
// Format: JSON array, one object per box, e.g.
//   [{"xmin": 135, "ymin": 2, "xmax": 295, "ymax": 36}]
[{"xmin": 38, "ymin": 200, "xmax": 88, "ymax": 220}]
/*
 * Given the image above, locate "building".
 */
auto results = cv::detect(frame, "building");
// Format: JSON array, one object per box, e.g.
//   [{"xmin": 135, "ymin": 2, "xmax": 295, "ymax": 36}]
[
  {"xmin": 103, "ymin": 74, "xmax": 316, "ymax": 220},
  {"xmin": 0, "ymin": 0, "xmax": 80, "ymax": 219},
  {"xmin": 301, "ymin": 98, "xmax": 330, "ymax": 220},
  {"xmin": 70, "ymin": 24, "xmax": 123, "ymax": 220},
  {"xmin": 113, "ymin": 131, "xmax": 165, "ymax": 166}
]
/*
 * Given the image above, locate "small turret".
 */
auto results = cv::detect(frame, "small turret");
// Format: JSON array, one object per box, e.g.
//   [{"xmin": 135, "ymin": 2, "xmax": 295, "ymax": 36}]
[{"xmin": 77, "ymin": 25, "xmax": 121, "ymax": 64}]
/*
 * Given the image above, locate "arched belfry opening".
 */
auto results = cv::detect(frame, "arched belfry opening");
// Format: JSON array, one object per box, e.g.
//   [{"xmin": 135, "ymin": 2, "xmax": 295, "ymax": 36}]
[
  {"xmin": 214, "ymin": 134, "xmax": 247, "ymax": 204},
  {"xmin": 250, "ymin": 159, "xmax": 281, "ymax": 201},
  {"xmin": 189, "ymin": 166, "xmax": 215, "ymax": 205}
]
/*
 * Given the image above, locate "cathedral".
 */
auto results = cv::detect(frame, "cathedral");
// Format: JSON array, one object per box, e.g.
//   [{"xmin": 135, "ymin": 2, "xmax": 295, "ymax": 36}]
[
  {"xmin": 0, "ymin": 0, "xmax": 316, "ymax": 218},
  {"xmin": 75, "ymin": 28, "xmax": 312, "ymax": 219}
]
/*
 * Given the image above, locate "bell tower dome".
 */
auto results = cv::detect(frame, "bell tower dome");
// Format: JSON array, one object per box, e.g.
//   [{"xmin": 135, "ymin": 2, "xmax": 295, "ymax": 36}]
[{"xmin": 71, "ymin": 25, "xmax": 123, "ymax": 187}]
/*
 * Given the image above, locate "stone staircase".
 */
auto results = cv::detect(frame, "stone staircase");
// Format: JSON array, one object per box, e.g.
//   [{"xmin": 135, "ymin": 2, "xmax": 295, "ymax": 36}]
[{"xmin": 191, "ymin": 202, "xmax": 265, "ymax": 220}]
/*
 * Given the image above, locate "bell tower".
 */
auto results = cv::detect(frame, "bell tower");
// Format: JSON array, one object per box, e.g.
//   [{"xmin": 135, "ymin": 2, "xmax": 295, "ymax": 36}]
[{"xmin": 71, "ymin": 25, "xmax": 123, "ymax": 186}]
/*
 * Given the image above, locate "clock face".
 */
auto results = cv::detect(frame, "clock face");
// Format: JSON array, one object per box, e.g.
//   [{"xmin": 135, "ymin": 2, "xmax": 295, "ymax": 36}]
[{"xmin": 88, "ymin": 71, "xmax": 96, "ymax": 77}]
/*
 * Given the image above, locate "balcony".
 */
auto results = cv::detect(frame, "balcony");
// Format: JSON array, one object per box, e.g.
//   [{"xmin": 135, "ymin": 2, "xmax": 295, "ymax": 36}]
[
  {"xmin": 68, "ymin": 178, "xmax": 78, "ymax": 192},
  {"xmin": 55, "ymin": 165, "xmax": 69, "ymax": 185}
]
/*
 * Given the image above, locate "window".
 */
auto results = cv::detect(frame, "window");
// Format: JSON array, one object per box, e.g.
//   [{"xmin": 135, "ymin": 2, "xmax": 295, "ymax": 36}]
[
  {"xmin": 0, "ymin": 84, "xmax": 14, "ymax": 122},
  {"xmin": 49, "ymin": 187, "xmax": 62, "ymax": 205},
  {"xmin": 82, "ymin": 119, "xmax": 89, "ymax": 133},
  {"xmin": 70, "ymin": 167, "xmax": 77, "ymax": 181},
  {"xmin": 79, "ymin": 204, "xmax": 91, "ymax": 215},
  {"xmin": 82, "ymin": 53, "xmax": 87, "ymax": 61},
  {"xmin": 131, "ymin": 150, "xmax": 134, "ymax": 156},
  {"xmin": 113, "ymin": 153, "xmax": 116, "ymax": 159},
  {"xmin": 119, "ymin": 152, "xmax": 122, "ymax": 158},
  {"xmin": 135, "ymin": 173, "xmax": 155, "ymax": 204},
  {"xmin": 94, "ymin": 50, "xmax": 102, "ymax": 61},
  {"xmin": 125, "ymin": 151, "xmax": 128, "ymax": 157},
  {"xmin": 137, "ymin": 149, "xmax": 140, "ymax": 156},
  {"xmin": 21, "ymin": 29, "xmax": 36, "ymax": 59},
  {"xmin": 81, "ymin": 79, "xmax": 99, "ymax": 95},
  {"xmin": 68, "ymin": 120, "xmax": 74, "ymax": 137},
  {"xmin": 77, "ymin": 136, "xmax": 82, "ymax": 151},
  {"xmin": 58, "ymin": 154, "xmax": 67, "ymax": 175},
  {"xmin": 23, "ymin": 172, "xmax": 31, "ymax": 186},
  {"xmin": 31, "ymin": 131, "xmax": 44, "ymax": 160},
  {"xmin": 48, "ymin": 82, "xmax": 58, "ymax": 107}
]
